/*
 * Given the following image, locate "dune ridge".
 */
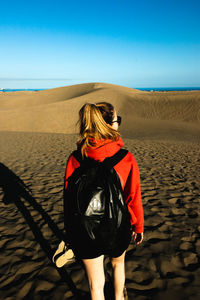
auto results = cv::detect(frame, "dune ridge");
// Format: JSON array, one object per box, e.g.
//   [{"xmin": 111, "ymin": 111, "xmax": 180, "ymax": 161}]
[{"xmin": 0, "ymin": 82, "xmax": 200, "ymax": 141}]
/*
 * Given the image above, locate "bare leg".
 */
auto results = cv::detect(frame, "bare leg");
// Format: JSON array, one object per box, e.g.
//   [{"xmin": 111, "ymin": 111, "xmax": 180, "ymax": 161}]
[
  {"xmin": 82, "ymin": 255, "xmax": 105, "ymax": 300},
  {"xmin": 111, "ymin": 251, "xmax": 126, "ymax": 300}
]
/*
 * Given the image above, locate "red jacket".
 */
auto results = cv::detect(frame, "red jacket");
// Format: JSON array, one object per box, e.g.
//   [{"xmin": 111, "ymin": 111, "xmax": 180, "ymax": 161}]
[{"xmin": 65, "ymin": 137, "xmax": 144, "ymax": 233}]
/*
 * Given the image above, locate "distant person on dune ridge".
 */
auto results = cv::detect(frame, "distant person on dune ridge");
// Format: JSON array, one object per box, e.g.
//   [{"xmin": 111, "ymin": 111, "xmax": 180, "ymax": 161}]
[{"xmin": 53, "ymin": 102, "xmax": 144, "ymax": 300}]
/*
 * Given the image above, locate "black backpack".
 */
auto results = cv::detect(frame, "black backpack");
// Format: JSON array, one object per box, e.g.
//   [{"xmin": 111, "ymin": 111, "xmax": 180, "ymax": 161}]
[{"xmin": 64, "ymin": 149, "xmax": 131, "ymax": 253}]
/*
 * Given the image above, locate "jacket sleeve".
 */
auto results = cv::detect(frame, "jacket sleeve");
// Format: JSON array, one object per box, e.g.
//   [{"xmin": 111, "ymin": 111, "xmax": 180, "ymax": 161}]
[
  {"xmin": 123, "ymin": 154, "xmax": 144, "ymax": 233},
  {"xmin": 64, "ymin": 154, "xmax": 80, "ymax": 189},
  {"xmin": 64, "ymin": 154, "xmax": 80, "ymax": 234}
]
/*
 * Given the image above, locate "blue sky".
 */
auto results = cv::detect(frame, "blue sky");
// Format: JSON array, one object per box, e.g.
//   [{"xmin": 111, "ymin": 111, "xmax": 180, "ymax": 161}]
[{"xmin": 0, "ymin": 0, "xmax": 200, "ymax": 88}]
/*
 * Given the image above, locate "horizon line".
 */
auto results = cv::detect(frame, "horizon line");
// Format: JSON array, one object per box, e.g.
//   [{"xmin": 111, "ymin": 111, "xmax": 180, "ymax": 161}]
[{"xmin": 0, "ymin": 78, "xmax": 74, "ymax": 81}]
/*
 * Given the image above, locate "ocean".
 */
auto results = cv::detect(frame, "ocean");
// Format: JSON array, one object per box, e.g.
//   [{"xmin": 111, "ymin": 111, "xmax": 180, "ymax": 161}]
[
  {"xmin": 0, "ymin": 88, "xmax": 45, "ymax": 92},
  {"xmin": 0, "ymin": 87, "xmax": 200, "ymax": 92}
]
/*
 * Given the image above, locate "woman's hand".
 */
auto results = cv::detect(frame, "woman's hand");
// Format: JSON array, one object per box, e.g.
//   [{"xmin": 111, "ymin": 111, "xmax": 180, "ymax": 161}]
[{"xmin": 132, "ymin": 232, "xmax": 144, "ymax": 245}]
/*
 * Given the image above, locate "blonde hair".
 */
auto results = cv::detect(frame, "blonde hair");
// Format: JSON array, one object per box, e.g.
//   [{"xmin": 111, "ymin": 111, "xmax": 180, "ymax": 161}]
[{"xmin": 77, "ymin": 102, "xmax": 120, "ymax": 157}]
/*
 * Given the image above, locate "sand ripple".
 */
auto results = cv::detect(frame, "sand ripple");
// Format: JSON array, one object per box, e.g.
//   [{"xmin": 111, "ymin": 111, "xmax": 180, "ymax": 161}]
[{"xmin": 0, "ymin": 132, "xmax": 200, "ymax": 299}]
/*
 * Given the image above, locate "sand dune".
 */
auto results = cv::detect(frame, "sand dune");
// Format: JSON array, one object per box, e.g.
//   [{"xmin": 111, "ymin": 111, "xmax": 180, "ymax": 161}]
[
  {"xmin": 0, "ymin": 83, "xmax": 200, "ymax": 299},
  {"xmin": 0, "ymin": 83, "xmax": 144, "ymax": 109},
  {"xmin": 0, "ymin": 82, "xmax": 200, "ymax": 141}
]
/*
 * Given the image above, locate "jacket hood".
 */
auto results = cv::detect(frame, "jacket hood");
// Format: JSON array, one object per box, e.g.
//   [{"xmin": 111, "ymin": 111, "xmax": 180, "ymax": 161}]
[{"xmin": 82, "ymin": 137, "xmax": 124, "ymax": 161}]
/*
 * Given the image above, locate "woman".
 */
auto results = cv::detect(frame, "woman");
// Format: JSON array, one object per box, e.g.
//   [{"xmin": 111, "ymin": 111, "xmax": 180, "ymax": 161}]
[{"xmin": 64, "ymin": 102, "xmax": 144, "ymax": 300}]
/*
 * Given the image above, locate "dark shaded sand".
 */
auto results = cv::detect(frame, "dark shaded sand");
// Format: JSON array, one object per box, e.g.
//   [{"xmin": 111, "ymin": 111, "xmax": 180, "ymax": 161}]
[{"xmin": 0, "ymin": 83, "xmax": 200, "ymax": 299}]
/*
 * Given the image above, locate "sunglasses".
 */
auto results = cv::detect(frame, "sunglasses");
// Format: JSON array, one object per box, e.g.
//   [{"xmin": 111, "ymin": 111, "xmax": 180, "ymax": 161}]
[{"xmin": 112, "ymin": 115, "xmax": 121, "ymax": 126}]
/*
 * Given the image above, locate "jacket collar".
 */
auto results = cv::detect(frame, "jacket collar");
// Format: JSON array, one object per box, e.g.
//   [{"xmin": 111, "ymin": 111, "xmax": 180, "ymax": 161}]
[{"xmin": 83, "ymin": 137, "xmax": 124, "ymax": 161}]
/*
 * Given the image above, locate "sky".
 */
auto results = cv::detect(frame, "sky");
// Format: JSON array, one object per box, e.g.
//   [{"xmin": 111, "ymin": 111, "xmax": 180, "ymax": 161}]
[{"xmin": 0, "ymin": 0, "xmax": 200, "ymax": 89}]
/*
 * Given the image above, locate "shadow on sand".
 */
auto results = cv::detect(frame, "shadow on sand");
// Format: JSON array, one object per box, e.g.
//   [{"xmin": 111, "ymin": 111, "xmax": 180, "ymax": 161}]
[{"xmin": 0, "ymin": 162, "xmax": 92, "ymax": 299}]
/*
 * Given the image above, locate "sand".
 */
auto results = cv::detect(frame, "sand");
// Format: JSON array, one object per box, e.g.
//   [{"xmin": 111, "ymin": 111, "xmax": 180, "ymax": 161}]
[
  {"xmin": 0, "ymin": 82, "xmax": 200, "ymax": 141},
  {"xmin": 0, "ymin": 83, "xmax": 200, "ymax": 299}
]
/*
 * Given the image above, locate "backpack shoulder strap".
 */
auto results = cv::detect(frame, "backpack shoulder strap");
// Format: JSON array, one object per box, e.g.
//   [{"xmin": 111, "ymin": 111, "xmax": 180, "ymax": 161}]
[
  {"xmin": 72, "ymin": 148, "xmax": 128, "ymax": 167},
  {"xmin": 103, "ymin": 149, "xmax": 128, "ymax": 169},
  {"xmin": 71, "ymin": 150, "xmax": 83, "ymax": 164}
]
